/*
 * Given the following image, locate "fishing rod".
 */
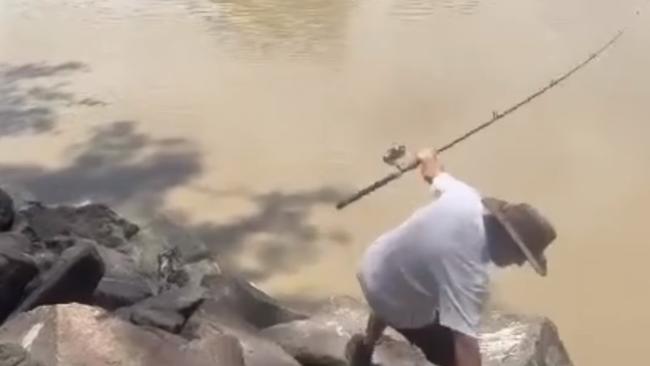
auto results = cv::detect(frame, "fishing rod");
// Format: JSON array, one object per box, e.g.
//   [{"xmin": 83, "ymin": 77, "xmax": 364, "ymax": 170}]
[{"xmin": 336, "ymin": 29, "xmax": 626, "ymax": 210}]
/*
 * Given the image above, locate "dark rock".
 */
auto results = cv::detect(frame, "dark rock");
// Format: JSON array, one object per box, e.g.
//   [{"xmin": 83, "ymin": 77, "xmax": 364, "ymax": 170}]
[
  {"xmin": 18, "ymin": 203, "xmax": 139, "ymax": 251},
  {"xmin": 117, "ymin": 286, "xmax": 206, "ymax": 333},
  {"xmin": 183, "ymin": 298, "xmax": 301, "ymax": 366},
  {"xmin": 0, "ymin": 343, "xmax": 41, "ymax": 366},
  {"xmin": 91, "ymin": 245, "xmax": 154, "ymax": 310},
  {"xmin": 201, "ymin": 274, "xmax": 307, "ymax": 329},
  {"xmin": 0, "ymin": 304, "xmax": 243, "ymax": 366},
  {"xmin": 128, "ymin": 307, "xmax": 186, "ymax": 333},
  {"xmin": 0, "ymin": 248, "xmax": 38, "ymax": 323},
  {"xmin": 0, "ymin": 190, "xmax": 15, "ymax": 232},
  {"xmin": 9, "ymin": 242, "xmax": 105, "ymax": 317},
  {"xmin": 261, "ymin": 297, "xmax": 574, "ymax": 366},
  {"xmin": 93, "ymin": 276, "xmax": 153, "ymax": 311}
]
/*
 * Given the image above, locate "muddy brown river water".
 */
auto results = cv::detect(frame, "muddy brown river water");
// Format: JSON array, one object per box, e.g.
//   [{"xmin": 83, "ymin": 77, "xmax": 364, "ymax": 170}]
[{"xmin": 1, "ymin": 0, "xmax": 650, "ymax": 364}]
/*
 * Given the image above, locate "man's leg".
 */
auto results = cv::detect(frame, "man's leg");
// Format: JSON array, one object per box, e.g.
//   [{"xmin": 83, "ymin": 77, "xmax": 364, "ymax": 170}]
[
  {"xmin": 345, "ymin": 313, "xmax": 386, "ymax": 366},
  {"xmin": 396, "ymin": 323, "xmax": 456, "ymax": 366}
]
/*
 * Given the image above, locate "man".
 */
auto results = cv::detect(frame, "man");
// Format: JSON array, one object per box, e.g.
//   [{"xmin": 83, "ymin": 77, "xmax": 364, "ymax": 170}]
[{"xmin": 346, "ymin": 148, "xmax": 557, "ymax": 366}]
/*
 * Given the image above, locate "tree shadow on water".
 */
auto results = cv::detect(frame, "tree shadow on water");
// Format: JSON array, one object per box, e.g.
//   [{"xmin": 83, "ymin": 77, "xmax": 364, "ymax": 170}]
[
  {"xmin": 0, "ymin": 61, "xmax": 105, "ymax": 137},
  {"xmin": 176, "ymin": 186, "xmax": 351, "ymax": 282},
  {"xmin": 0, "ymin": 120, "xmax": 201, "ymax": 215}
]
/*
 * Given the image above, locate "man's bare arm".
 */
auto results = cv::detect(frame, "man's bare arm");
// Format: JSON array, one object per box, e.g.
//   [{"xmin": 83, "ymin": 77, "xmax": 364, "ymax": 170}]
[{"xmin": 454, "ymin": 331, "xmax": 482, "ymax": 366}]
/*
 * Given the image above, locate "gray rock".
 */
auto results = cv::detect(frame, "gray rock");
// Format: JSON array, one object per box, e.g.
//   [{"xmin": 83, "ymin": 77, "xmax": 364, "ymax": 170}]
[
  {"xmin": 261, "ymin": 297, "xmax": 431, "ymax": 366},
  {"xmin": 0, "ymin": 234, "xmax": 30, "ymax": 255},
  {"xmin": 93, "ymin": 275, "xmax": 153, "ymax": 310},
  {"xmin": 0, "ymin": 189, "xmax": 15, "ymax": 232},
  {"xmin": 0, "ymin": 343, "xmax": 41, "ymax": 366},
  {"xmin": 183, "ymin": 298, "xmax": 301, "ymax": 366},
  {"xmin": 0, "ymin": 304, "xmax": 244, "ymax": 366},
  {"xmin": 261, "ymin": 297, "xmax": 574, "ymax": 366},
  {"xmin": 0, "ymin": 247, "xmax": 38, "ymax": 323},
  {"xmin": 185, "ymin": 333, "xmax": 246, "ymax": 366},
  {"xmin": 117, "ymin": 286, "xmax": 206, "ymax": 333},
  {"xmin": 91, "ymin": 245, "xmax": 154, "ymax": 310},
  {"xmin": 201, "ymin": 274, "xmax": 307, "ymax": 329},
  {"xmin": 18, "ymin": 203, "xmax": 139, "ymax": 251},
  {"xmin": 480, "ymin": 312, "xmax": 573, "ymax": 366},
  {"xmin": 9, "ymin": 242, "xmax": 105, "ymax": 318}
]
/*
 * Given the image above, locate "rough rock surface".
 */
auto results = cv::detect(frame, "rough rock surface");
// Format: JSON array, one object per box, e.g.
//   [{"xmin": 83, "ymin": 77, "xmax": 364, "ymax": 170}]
[
  {"xmin": 0, "ymin": 304, "xmax": 245, "ymax": 366},
  {"xmin": 0, "ymin": 343, "xmax": 41, "ymax": 366},
  {"xmin": 0, "ymin": 190, "xmax": 15, "ymax": 232},
  {"xmin": 262, "ymin": 297, "xmax": 574, "ymax": 366},
  {"xmin": 480, "ymin": 312, "xmax": 573, "ymax": 366}
]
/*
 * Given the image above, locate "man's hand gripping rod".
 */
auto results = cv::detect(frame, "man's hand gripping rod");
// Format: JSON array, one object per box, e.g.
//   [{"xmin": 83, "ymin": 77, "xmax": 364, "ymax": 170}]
[{"xmin": 336, "ymin": 29, "xmax": 625, "ymax": 210}]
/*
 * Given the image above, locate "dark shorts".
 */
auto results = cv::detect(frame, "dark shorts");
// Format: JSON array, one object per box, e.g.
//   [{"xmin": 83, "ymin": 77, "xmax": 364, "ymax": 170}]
[{"xmin": 394, "ymin": 320, "xmax": 456, "ymax": 366}]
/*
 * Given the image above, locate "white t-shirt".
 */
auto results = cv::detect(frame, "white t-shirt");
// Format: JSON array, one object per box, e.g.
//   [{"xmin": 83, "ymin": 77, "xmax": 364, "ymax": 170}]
[{"xmin": 357, "ymin": 172, "xmax": 490, "ymax": 338}]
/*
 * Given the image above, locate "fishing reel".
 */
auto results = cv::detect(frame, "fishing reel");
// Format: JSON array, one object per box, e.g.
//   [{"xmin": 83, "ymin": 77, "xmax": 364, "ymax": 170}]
[{"xmin": 382, "ymin": 143, "xmax": 409, "ymax": 171}]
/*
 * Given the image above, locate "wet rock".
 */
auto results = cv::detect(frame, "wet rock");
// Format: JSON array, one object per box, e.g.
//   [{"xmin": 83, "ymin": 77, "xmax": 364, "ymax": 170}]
[
  {"xmin": 0, "ymin": 343, "xmax": 41, "ymax": 366},
  {"xmin": 261, "ymin": 297, "xmax": 574, "ymax": 366},
  {"xmin": 10, "ymin": 242, "xmax": 104, "ymax": 317},
  {"xmin": 0, "ymin": 248, "xmax": 38, "ymax": 323},
  {"xmin": 183, "ymin": 298, "xmax": 301, "ymax": 366},
  {"xmin": 201, "ymin": 274, "xmax": 307, "ymax": 329},
  {"xmin": 0, "ymin": 304, "xmax": 243, "ymax": 366},
  {"xmin": 18, "ymin": 203, "xmax": 139, "ymax": 251},
  {"xmin": 116, "ymin": 286, "xmax": 206, "ymax": 333},
  {"xmin": 0, "ymin": 189, "xmax": 15, "ymax": 232}
]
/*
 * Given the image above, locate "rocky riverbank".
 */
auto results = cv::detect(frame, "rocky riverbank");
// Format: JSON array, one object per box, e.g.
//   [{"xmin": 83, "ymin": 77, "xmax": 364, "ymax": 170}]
[{"xmin": 0, "ymin": 187, "xmax": 573, "ymax": 366}]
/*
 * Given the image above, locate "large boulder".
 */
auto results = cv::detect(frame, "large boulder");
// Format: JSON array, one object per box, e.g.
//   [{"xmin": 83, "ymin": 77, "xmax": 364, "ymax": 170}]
[
  {"xmin": 91, "ymin": 245, "xmax": 154, "ymax": 310},
  {"xmin": 116, "ymin": 286, "xmax": 206, "ymax": 334},
  {"xmin": 0, "ymin": 189, "xmax": 15, "ymax": 232},
  {"xmin": 261, "ymin": 297, "xmax": 574, "ymax": 366},
  {"xmin": 480, "ymin": 312, "xmax": 573, "ymax": 366},
  {"xmin": 9, "ymin": 242, "xmax": 104, "ymax": 318},
  {"xmin": 0, "ymin": 246, "xmax": 38, "ymax": 323},
  {"xmin": 0, "ymin": 304, "xmax": 245, "ymax": 366},
  {"xmin": 201, "ymin": 274, "xmax": 307, "ymax": 329},
  {"xmin": 260, "ymin": 297, "xmax": 431, "ymax": 366},
  {"xmin": 183, "ymin": 298, "xmax": 302, "ymax": 366},
  {"xmin": 17, "ymin": 203, "xmax": 139, "ymax": 252}
]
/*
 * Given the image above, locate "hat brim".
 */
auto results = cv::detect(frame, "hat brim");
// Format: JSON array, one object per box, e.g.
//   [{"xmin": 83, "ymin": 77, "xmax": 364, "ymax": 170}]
[{"xmin": 483, "ymin": 199, "xmax": 548, "ymax": 276}]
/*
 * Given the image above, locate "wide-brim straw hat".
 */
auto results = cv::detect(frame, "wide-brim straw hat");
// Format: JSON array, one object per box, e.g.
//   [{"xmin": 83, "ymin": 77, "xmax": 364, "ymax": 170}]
[{"xmin": 482, "ymin": 197, "xmax": 557, "ymax": 276}]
